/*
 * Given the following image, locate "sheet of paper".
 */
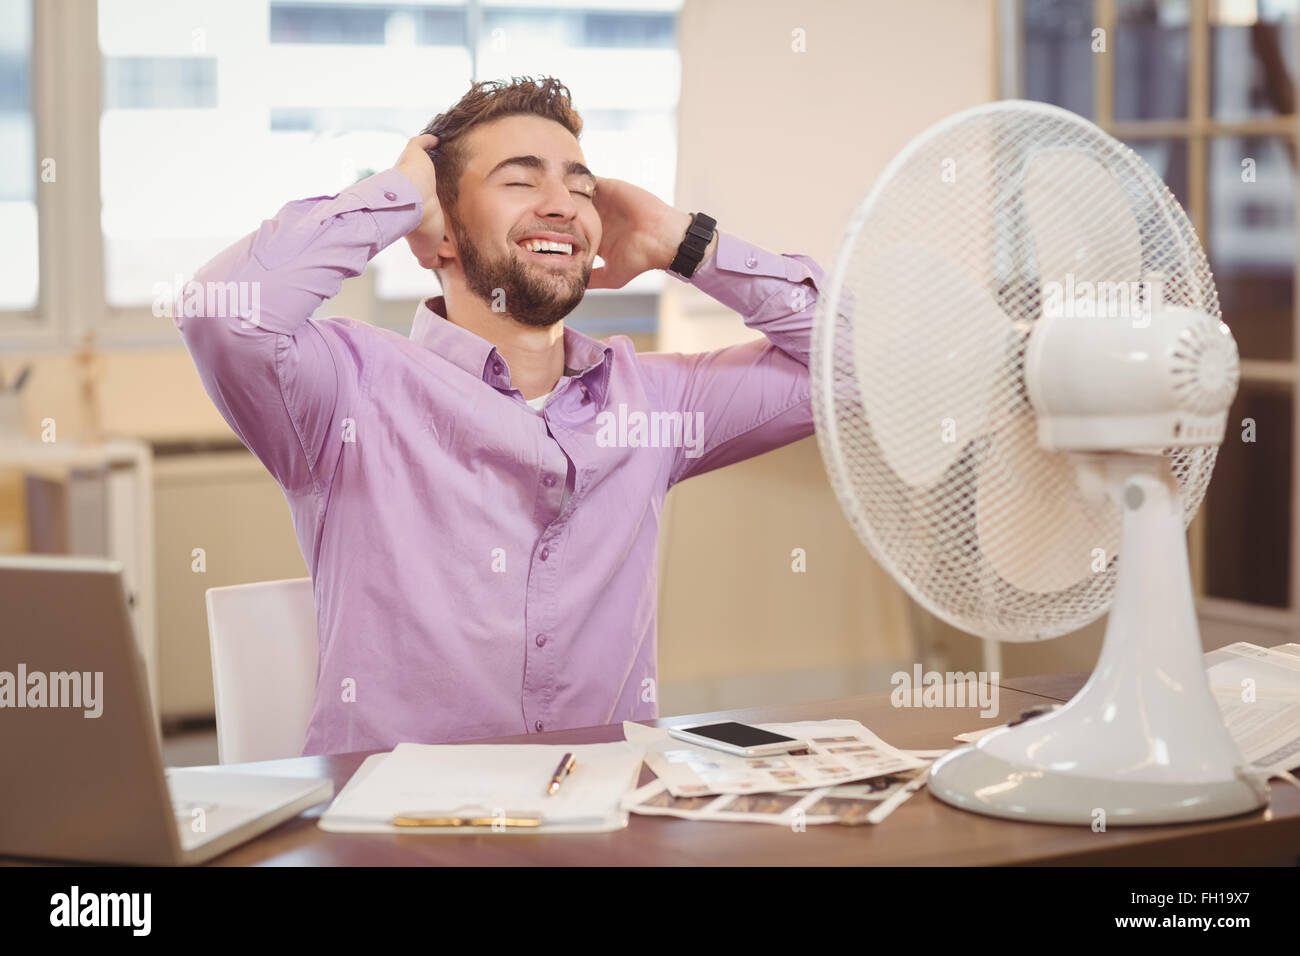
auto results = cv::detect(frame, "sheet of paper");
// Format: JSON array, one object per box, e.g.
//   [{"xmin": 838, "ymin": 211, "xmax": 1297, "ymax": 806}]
[
  {"xmin": 622, "ymin": 765, "xmax": 930, "ymax": 826},
  {"xmin": 624, "ymin": 719, "xmax": 926, "ymax": 797},
  {"xmin": 318, "ymin": 741, "xmax": 644, "ymax": 834},
  {"xmin": 1206, "ymin": 642, "xmax": 1300, "ymax": 776}
]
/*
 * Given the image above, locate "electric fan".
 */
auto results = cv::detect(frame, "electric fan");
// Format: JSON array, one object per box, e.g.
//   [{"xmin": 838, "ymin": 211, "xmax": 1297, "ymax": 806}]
[{"xmin": 811, "ymin": 99, "xmax": 1270, "ymax": 825}]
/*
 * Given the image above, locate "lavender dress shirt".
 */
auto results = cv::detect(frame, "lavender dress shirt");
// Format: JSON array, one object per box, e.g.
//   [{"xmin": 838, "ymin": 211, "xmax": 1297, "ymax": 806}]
[{"xmin": 176, "ymin": 166, "xmax": 824, "ymax": 755}]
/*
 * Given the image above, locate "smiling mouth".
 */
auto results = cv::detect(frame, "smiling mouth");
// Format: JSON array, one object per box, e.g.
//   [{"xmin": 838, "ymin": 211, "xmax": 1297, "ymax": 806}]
[{"xmin": 516, "ymin": 239, "xmax": 580, "ymax": 263}]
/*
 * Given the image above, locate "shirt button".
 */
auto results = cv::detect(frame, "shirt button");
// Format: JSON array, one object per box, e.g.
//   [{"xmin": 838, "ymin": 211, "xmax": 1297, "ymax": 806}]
[
  {"xmin": 492, "ymin": 361, "xmax": 504, "ymax": 375},
  {"xmin": 535, "ymin": 720, "xmax": 544, "ymax": 731},
  {"xmin": 745, "ymin": 253, "xmax": 758, "ymax": 269},
  {"xmin": 539, "ymin": 547, "xmax": 550, "ymax": 561},
  {"xmin": 535, "ymin": 633, "xmax": 547, "ymax": 647},
  {"xmin": 383, "ymin": 190, "xmax": 397, "ymax": 201},
  {"xmin": 542, "ymin": 474, "xmax": 556, "ymax": 488}
]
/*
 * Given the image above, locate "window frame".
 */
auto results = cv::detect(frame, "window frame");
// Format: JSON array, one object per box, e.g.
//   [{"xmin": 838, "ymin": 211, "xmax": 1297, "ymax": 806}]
[{"xmin": 0, "ymin": 1, "xmax": 99, "ymax": 348}]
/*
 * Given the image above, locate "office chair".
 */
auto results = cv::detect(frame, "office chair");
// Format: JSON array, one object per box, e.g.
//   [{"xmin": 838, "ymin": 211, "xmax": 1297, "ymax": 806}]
[{"xmin": 205, "ymin": 577, "xmax": 318, "ymax": 764}]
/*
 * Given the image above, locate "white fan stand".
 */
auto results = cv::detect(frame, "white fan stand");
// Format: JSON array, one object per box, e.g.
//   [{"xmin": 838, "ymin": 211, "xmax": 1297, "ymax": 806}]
[{"xmin": 928, "ymin": 453, "xmax": 1268, "ymax": 825}]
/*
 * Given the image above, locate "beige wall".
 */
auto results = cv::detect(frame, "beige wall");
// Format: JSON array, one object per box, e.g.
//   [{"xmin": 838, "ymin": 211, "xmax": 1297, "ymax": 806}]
[{"xmin": 655, "ymin": 0, "xmax": 1010, "ymax": 712}]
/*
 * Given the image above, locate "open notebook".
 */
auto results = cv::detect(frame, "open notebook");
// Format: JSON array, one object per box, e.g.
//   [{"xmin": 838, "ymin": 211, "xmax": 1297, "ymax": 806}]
[{"xmin": 318, "ymin": 741, "xmax": 646, "ymax": 834}]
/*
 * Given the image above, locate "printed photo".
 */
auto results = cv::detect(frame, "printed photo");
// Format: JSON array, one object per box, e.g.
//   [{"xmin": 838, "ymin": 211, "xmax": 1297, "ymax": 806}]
[
  {"xmin": 644, "ymin": 790, "xmax": 718, "ymax": 811},
  {"xmin": 723, "ymin": 793, "xmax": 805, "ymax": 815},
  {"xmin": 822, "ymin": 769, "xmax": 925, "ymax": 799},
  {"xmin": 805, "ymin": 797, "xmax": 874, "ymax": 825}
]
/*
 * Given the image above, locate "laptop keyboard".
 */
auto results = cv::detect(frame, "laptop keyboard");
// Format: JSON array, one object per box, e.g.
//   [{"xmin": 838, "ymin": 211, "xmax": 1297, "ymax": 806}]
[{"xmin": 164, "ymin": 770, "xmax": 333, "ymax": 854}]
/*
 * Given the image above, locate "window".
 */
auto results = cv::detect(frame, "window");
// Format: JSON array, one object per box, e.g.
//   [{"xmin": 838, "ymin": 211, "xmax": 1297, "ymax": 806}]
[
  {"xmin": 86, "ymin": 0, "xmax": 681, "ymax": 337},
  {"xmin": 102, "ymin": 56, "xmax": 218, "ymax": 109},
  {"xmin": 96, "ymin": 0, "xmax": 475, "ymax": 311},
  {"xmin": 270, "ymin": 3, "xmax": 469, "ymax": 45},
  {"xmin": 1024, "ymin": 0, "xmax": 1097, "ymax": 118},
  {"xmin": 371, "ymin": 0, "xmax": 682, "ymax": 314},
  {"xmin": 0, "ymin": 0, "xmax": 35, "ymax": 313}
]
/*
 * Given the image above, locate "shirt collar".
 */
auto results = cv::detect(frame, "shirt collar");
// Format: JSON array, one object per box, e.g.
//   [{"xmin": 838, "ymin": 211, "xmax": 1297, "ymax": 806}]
[{"xmin": 410, "ymin": 295, "xmax": 613, "ymax": 407}]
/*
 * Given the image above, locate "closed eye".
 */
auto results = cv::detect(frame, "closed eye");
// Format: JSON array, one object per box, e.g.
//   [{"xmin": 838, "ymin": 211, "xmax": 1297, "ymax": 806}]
[{"xmin": 509, "ymin": 182, "xmax": 593, "ymax": 198}]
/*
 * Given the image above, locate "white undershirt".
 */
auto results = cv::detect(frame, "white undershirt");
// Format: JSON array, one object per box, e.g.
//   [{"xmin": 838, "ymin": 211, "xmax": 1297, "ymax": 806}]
[{"xmin": 524, "ymin": 390, "xmax": 553, "ymax": 412}]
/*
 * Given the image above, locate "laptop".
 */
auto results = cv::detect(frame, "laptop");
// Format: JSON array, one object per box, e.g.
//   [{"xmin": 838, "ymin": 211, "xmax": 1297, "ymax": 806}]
[{"xmin": 0, "ymin": 554, "xmax": 333, "ymax": 865}]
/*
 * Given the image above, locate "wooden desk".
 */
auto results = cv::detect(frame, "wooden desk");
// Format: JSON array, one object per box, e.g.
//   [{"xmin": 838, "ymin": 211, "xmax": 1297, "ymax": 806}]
[{"xmin": 190, "ymin": 674, "xmax": 1300, "ymax": 866}]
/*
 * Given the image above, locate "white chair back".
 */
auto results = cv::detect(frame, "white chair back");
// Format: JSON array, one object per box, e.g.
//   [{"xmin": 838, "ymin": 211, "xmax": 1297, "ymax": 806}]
[{"xmin": 205, "ymin": 577, "xmax": 318, "ymax": 764}]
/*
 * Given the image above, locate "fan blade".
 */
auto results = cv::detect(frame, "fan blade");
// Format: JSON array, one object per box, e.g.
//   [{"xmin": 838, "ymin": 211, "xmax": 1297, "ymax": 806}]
[
  {"xmin": 857, "ymin": 245, "xmax": 1011, "ymax": 488},
  {"xmin": 976, "ymin": 413, "xmax": 1121, "ymax": 594},
  {"xmin": 1024, "ymin": 150, "xmax": 1143, "ymax": 296}
]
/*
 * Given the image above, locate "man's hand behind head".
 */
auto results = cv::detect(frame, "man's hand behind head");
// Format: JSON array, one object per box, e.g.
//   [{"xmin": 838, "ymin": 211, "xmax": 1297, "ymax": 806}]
[{"xmin": 395, "ymin": 133, "xmax": 446, "ymax": 270}]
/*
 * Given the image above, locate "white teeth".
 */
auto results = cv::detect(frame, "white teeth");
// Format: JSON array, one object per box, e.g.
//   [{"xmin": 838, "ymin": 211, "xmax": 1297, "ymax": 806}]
[{"xmin": 519, "ymin": 239, "xmax": 574, "ymax": 255}]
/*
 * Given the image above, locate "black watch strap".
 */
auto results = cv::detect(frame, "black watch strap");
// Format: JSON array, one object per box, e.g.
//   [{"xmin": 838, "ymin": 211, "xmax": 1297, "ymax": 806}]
[{"xmin": 669, "ymin": 212, "xmax": 717, "ymax": 279}]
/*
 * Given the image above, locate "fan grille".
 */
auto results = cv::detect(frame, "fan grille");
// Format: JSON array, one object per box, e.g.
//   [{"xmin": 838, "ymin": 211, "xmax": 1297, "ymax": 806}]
[{"xmin": 811, "ymin": 101, "xmax": 1220, "ymax": 641}]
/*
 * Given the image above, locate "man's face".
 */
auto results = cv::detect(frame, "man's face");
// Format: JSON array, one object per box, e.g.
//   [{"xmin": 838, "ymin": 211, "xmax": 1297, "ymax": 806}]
[{"xmin": 446, "ymin": 114, "xmax": 601, "ymax": 328}]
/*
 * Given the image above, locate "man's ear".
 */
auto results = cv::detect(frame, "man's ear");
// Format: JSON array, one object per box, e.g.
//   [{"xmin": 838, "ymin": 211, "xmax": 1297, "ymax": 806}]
[
  {"xmin": 432, "ymin": 236, "xmax": 454, "ymax": 273},
  {"xmin": 436, "ymin": 205, "xmax": 453, "ymax": 250}
]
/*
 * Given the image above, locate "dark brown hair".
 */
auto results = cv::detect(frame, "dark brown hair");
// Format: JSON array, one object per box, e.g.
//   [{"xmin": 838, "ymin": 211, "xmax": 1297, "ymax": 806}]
[{"xmin": 420, "ymin": 75, "xmax": 584, "ymax": 217}]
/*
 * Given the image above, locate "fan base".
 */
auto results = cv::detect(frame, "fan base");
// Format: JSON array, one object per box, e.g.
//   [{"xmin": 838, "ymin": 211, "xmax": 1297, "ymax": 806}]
[{"xmin": 927, "ymin": 744, "xmax": 1267, "ymax": 826}]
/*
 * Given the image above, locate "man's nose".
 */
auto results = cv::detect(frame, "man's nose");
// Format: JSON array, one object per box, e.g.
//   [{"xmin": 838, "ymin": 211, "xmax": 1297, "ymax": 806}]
[{"xmin": 534, "ymin": 179, "xmax": 579, "ymax": 218}]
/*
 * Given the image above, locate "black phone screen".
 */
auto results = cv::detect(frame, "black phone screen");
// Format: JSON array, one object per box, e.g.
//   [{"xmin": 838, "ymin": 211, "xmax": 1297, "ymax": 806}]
[{"xmin": 680, "ymin": 722, "xmax": 796, "ymax": 747}]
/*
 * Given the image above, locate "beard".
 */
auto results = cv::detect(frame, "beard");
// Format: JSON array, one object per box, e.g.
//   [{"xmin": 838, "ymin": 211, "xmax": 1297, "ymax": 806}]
[{"xmin": 450, "ymin": 215, "xmax": 591, "ymax": 328}]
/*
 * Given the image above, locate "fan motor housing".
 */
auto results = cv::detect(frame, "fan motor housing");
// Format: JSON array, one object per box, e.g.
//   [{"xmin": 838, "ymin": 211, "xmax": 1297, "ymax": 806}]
[{"xmin": 1025, "ymin": 305, "xmax": 1240, "ymax": 452}]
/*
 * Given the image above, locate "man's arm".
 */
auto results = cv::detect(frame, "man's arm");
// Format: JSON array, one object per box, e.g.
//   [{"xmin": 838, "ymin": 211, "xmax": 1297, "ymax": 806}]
[
  {"xmin": 174, "ymin": 166, "xmax": 423, "ymax": 498},
  {"xmin": 638, "ymin": 229, "xmax": 824, "ymax": 487}
]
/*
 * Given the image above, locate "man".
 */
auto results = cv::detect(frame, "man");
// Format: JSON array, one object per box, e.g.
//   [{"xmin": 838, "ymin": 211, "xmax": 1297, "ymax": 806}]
[{"xmin": 177, "ymin": 76, "xmax": 824, "ymax": 756}]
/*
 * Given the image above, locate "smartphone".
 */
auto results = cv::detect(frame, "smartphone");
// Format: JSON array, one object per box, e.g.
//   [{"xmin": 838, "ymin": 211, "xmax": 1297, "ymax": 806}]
[{"xmin": 666, "ymin": 721, "xmax": 805, "ymax": 757}]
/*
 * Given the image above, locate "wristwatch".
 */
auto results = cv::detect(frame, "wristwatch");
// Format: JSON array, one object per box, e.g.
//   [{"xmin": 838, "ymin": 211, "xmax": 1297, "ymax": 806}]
[{"xmin": 668, "ymin": 212, "xmax": 717, "ymax": 279}]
